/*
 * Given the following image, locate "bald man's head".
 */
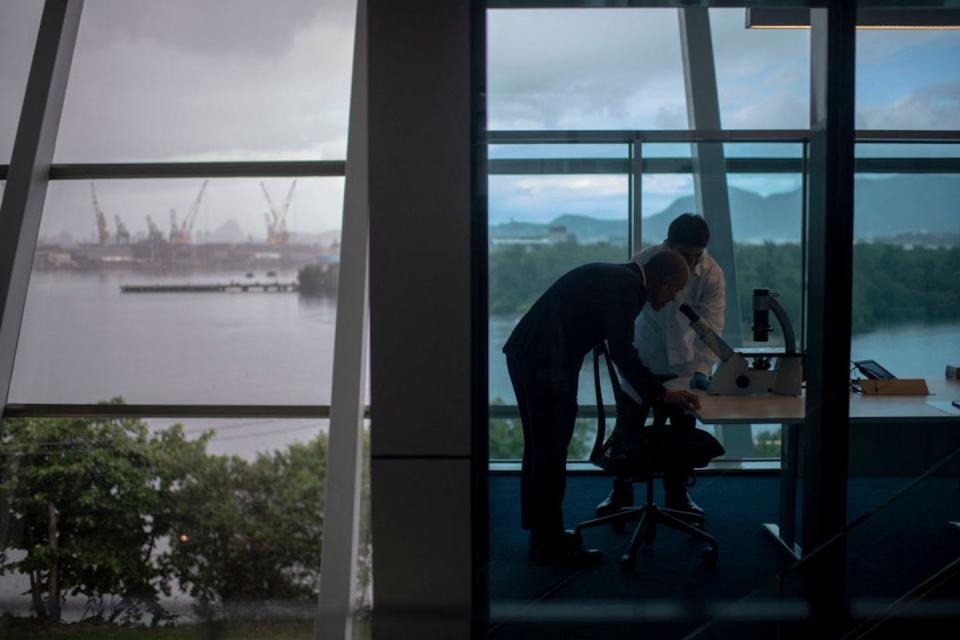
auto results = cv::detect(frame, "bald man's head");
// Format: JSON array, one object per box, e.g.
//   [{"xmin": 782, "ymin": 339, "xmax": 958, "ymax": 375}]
[{"xmin": 642, "ymin": 250, "xmax": 690, "ymax": 310}]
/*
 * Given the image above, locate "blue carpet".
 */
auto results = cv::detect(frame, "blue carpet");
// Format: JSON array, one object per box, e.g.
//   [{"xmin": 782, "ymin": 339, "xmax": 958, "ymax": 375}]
[{"xmin": 486, "ymin": 473, "xmax": 960, "ymax": 638}]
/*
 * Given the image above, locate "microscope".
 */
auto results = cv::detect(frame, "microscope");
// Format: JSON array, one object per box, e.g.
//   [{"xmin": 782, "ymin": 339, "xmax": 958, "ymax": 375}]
[{"xmin": 679, "ymin": 288, "xmax": 803, "ymax": 396}]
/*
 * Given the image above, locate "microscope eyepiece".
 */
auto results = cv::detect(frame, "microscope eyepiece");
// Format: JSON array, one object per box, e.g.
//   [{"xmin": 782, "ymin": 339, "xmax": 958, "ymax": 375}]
[
  {"xmin": 752, "ymin": 288, "xmax": 771, "ymax": 342},
  {"xmin": 679, "ymin": 303, "xmax": 700, "ymax": 323}
]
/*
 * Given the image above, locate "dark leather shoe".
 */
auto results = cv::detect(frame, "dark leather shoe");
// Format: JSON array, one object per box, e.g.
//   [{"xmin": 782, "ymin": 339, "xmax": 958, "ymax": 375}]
[
  {"xmin": 595, "ymin": 479, "xmax": 634, "ymax": 517},
  {"xmin": 529, "ymin": 530, "xmax": 603, "ymax": 565},
  {"xmin": 663, "ymin": 491, "xmax": 705, "ymax": 518}
]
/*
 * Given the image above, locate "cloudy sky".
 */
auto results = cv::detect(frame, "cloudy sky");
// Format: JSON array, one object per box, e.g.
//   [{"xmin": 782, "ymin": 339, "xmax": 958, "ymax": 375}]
[{"xmin": 2, "ymin": 3, "xmax": 959, "ymax": 240}]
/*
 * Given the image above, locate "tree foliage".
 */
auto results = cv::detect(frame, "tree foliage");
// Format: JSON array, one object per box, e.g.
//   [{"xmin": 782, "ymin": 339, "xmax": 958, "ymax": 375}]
[
  {"xmin": 0, "ymin": 401, "xmax": 202, "ymax": 624},
  {"xmin": 0, "ymin": 404, "xmax": 371, "ymax": 626},
  {"xmin": 490, "ymin": 240, "xmax": 960, "ymax": 335}
]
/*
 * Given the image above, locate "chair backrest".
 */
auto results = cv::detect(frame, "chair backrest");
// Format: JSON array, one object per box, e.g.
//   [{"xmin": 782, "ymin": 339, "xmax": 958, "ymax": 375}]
[
  {"xmin": 589, "ymin": 342, "xmax": 725, "ymax": 475},
  {"xmin": 588, "ymin": 342, "xmax": 653, "ymax": 471}
]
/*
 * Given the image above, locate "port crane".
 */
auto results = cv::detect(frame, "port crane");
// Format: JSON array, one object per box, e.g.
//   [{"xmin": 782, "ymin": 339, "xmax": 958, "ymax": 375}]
[
  {"xmin": 145, "ymin": 215, "xmax": 164, "ymax": 242},
  {"xmin": 170, "ymin": 180, "xmax": 209, "ymax": 244},
  {"xmin": 90, "ymin": 182, "xmax": 110, "ymax": 245},
  {"xmin": 260, "ymin": 179, "xmax": 296, "ymax": 245},
  {"xmin": 114, "ymin": 215, "xmax": 130, "ymax": 244}
]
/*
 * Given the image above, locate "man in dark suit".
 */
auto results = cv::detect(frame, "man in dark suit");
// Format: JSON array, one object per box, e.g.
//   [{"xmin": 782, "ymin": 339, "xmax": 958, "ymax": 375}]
[{"xmin": 504, "ymin": 250, "xmax": 701, "ymax": 563}]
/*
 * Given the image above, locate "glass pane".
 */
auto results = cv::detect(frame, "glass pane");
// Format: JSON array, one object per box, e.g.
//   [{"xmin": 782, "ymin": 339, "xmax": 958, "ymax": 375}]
[
  {"xmin": 709, "ymin": 8, "xmax": 810, "ymax": 130},
  {"xmin": 857, "ymin": 28, "xmax": 960, "ymax": 130},
  {"xmin": 10, "ymin": 177, "xmax": 345, "ymax": 404},
  {"xmin": 54, "ymin": 0, "xmax": 356, "ymax": 162},
  {"xmin": 488, "ymin": 143, "xmax": 627, "ymax": 160},
  {"xmin": 843, "ymin": 430, "xmax": 960, "ymax": 637},
  {"xmin": 851, "ymin": 170, "xmax": 960, "ymax": 377},
  {"xmin": 0, "ymin": 1, "xmax": 42, "ymax": 163},
  {"xmin": 856, "ymin": 142, "xmax": 960, "ymax": 159},
  {"xmin": 642, "ymin": 143, "xmax": 805, "ymax": 459},
  {"xmin": 487, "ymin": 9, "xmax": 687, "ymax": 130},
  {"xmin": 489, "ymin": 171, "xmax": 629, "ymax": 460},
  {"xmin": 0, "ymin": 415, "xmax": 374, "ymax": 631}
]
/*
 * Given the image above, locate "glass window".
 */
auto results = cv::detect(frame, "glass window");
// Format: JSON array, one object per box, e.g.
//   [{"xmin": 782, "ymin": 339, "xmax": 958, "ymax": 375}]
[
  {"xmin": 709, "ymin": 8, "xmax": 810, "ymax": 130},
  {"xmin": 487, "ymin": 9, "xmax": 687, "ymax": 131},
  {"xmin": 489, "ymin": 166, "xmax": 630, "ymax": 461},
  {"xmin": 642, "ymin": 142, "xmax": 805, "ymax": 458},
  {"xmin": 0, "ymin": 1, "xmax": 43, "ymax": 163},
  {"xmin": 54, "ymin": 0, "xmax": 356, "ymax": 162},
  {"xmin": 851, "ymin": 153, "xmax": 960, "ymax": 378},
  {"xmin": 856, "ymin": 29, "xmax": 960, "ymax": 130},
  {"xmin": 9, "ymin": 177, "xmax": 344, "ymax": 405},
  {"xmin": 0, "ymin": 415, "xmax": 373, "ymax": 628}
]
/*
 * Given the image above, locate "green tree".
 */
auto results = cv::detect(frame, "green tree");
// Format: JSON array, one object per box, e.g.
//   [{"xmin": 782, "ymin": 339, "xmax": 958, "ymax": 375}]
[
  {"xmin": 161, "ymin": 433, "xmax": 329, "ymax": 618},
  {"xmin": 753, "ymin": 429, "xmax": 782, "ymax": 458},
  {"xmin": 0, "ymin": 402, "xmax": 201, "ymax": 624}
]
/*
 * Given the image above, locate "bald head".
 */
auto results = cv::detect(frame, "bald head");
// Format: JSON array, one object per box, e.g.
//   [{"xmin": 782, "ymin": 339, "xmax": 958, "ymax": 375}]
[{"xmin": 641, "ymin": 249, "xmax": 690, "ymax": 310}]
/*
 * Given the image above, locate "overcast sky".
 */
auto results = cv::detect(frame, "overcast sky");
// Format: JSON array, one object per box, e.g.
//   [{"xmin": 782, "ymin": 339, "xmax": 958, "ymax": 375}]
[{"xmin": 2, "ymin": 3, "xmax": 959, "ymax": 239}]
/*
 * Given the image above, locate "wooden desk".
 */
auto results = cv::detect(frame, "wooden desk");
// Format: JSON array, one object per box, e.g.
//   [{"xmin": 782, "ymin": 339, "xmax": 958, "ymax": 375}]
[{"xmin": 672, "ymin": 377, "xmax": 960, "ymax": 560}]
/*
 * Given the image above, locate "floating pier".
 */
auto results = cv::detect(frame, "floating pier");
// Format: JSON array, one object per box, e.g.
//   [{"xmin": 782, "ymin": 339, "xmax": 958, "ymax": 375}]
[{"xmin": 120, "ymin": 281, "xmax": 298, "ymax": 293}]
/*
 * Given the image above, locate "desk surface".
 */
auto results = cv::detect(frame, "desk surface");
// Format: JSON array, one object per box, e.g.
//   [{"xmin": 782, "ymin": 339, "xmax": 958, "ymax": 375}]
[{"xmin": 667, "ymin": 377, "xmax": 960, "ymax": 425}]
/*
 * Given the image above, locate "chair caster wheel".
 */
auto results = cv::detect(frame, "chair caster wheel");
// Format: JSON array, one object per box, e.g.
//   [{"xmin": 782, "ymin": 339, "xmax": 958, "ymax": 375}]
[
  {"xmin": 620, "ymin": 554, "xmax": 635, "ymax": 571},
  {"xmin": 572, "ymin": 530, "xmax": 583, "ymax": 545},
  {"xmin": 702, "ymin": 547, "xmax": 718, "ymax": 565}
]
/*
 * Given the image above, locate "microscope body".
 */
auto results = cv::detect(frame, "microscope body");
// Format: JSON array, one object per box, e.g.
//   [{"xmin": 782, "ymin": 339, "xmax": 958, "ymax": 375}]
[{"xmin": 680, "ymin": 288, "xmax": 803, "ymax": 397}]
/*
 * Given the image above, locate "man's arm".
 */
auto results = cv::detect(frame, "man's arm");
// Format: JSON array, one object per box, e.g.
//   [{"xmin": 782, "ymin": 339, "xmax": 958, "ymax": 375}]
[
  {"xmin": 690, "ymin": 264, "xmax": 726, "ymax": 375},
  {"xmin": 602, "ymin": 295, "xmax": 667, "ymax": 402}
]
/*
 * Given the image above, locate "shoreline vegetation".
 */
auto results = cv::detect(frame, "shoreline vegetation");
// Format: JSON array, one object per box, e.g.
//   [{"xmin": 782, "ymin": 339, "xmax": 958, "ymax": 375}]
[
  {"xmin": 0, "ymin": 402, "xmax": 371, "ymax": 630},
  {"xmin": 296, "ymin": 263, "xmax": 339, "ymax": 296},
  {"xmin": 489, "ymin": 241, "xmax": 960, "ymax": 335}
]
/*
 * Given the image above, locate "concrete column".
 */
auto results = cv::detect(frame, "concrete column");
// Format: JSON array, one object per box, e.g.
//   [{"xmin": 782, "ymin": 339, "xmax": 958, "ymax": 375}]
[{"xmin": 367, "ymin": 1, "xmax": 482, "ymax": 637}]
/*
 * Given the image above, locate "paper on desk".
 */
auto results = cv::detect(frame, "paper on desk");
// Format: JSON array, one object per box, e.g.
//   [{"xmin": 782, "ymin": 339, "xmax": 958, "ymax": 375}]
[{"xmin": 926, "ymin": 401, "xmax": 960, "ymax": 416}]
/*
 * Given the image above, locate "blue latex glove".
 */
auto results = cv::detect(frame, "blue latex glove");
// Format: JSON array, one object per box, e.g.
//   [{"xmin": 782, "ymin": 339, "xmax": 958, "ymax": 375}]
[{"xmin": 690, "ymin": 371, "xmax": 710, "ymax": 391}]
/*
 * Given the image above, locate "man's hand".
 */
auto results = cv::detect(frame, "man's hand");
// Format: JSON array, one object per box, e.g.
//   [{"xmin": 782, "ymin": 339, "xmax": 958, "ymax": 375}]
[
  {"xmin": 663, "ymin": 389, "xmax": 701, "ymax": 412},
  {"xmin": 690, "ymin": 371, "xmax": 710, "ymax": 391}
]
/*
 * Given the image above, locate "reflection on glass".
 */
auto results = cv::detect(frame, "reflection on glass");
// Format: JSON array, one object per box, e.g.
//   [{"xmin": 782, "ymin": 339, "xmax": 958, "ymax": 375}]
[
  {"xmin": 10, "ymin": 178, "xmax": 346, "ymax": 405},
  {"xmin": 0, "ymin": 416, "xmax": 372, "ymax": 630}
]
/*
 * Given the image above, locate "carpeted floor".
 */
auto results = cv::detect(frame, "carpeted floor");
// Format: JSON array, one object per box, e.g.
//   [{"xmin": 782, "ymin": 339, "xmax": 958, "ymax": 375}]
[{"xmin": 485, "ymin": 473, "xmax": 960, "ymax": 639}]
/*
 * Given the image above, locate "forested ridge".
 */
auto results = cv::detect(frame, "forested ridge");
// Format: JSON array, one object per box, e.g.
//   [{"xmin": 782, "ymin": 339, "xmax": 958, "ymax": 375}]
[{"xmin": 490, "ymin": 241, "xmax": 960, "ymax": 335}]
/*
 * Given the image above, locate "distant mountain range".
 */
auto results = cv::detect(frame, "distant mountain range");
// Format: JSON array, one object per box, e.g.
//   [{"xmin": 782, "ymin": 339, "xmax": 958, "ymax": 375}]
[{"xmin": 491, "ymin": 174, "xmax": 960, "ymax": 245}]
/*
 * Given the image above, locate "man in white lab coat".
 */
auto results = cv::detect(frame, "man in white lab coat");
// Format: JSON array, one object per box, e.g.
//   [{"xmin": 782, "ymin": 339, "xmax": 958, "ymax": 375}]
[{"xmin": 596, "ymin": 213, "xmax": 726, "ymax": 518}]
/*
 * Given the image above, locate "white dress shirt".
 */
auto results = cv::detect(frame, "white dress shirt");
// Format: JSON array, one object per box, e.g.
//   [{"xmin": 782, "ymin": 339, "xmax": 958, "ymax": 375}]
[{"xmin": 632, "ymin": 242, "xmax": 726, "ymax": 377}]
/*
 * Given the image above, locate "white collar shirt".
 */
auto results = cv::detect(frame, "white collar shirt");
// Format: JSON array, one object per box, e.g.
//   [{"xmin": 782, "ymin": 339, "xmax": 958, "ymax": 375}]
[{"xmin": 632, "ymin": 243, "xmax": 726, "ymax": 377}]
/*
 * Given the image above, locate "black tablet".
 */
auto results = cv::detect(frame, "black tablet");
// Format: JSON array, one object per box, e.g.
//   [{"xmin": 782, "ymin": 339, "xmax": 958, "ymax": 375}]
[{"xmin": 854, "ymin": 359, "xmax": 896, "ymax": 380}]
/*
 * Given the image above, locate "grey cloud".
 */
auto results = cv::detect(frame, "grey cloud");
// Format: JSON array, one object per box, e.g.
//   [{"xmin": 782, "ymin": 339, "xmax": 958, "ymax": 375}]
[
  {"xmin": 488, "ymin": 8, "xmax": 812, "ymax": 131},
  {"xmin": 488, "ymin": 9, "xmax": 686, "ymax": 129},
  {"xmin": 857, "ymin": 82, "xmax": 960, "ymax": 130},
  {"xmin": 79, "ymin": 0, "xmax": 351, "ymax": 58},
  {"xmin": 54, "ymin": 2, "xmax": 355, "ymax": 162}
]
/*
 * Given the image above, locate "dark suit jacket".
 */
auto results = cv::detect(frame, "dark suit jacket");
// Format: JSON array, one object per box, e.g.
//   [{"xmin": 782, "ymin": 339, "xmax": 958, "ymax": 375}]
[{"xmin": 503, "ymin": 262, "xmax": 667, "ymax": 403}]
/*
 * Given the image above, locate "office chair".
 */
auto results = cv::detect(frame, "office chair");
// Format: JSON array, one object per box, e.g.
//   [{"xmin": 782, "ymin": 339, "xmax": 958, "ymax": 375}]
[{"xmin": 574, "ymin": 343, "xmax": 720, "ymax": 568}]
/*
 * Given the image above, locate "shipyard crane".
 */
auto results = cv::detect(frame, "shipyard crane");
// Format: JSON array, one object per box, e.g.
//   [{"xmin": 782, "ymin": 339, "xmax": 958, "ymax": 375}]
[
  {"xmin": 90, "ymin": 182, "xmax": 110, "ymax": 245},
  {"xmin": 169, "ymin": 209, "xmax": 180, "ymax": 243},
  {"xmin": 169, "ymin": 180, "xmax": 209, "ymax": 244},
  {"xmin": 114, "ymin": 215, "xmax": 130, "ymax": 244},
  {"xmin": 260, "ymin": 179, "xmax": 296, "ymax": 245},
  {"xmin": 146, "ymin": 215, "xmax": 164, "ymax": 242}
]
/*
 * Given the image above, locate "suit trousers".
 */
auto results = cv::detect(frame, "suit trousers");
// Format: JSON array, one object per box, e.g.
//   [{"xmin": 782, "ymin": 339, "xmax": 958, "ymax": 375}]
[{"xmin": 506, "ymin": 353, "xmax": 579, "ymax": 535}]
